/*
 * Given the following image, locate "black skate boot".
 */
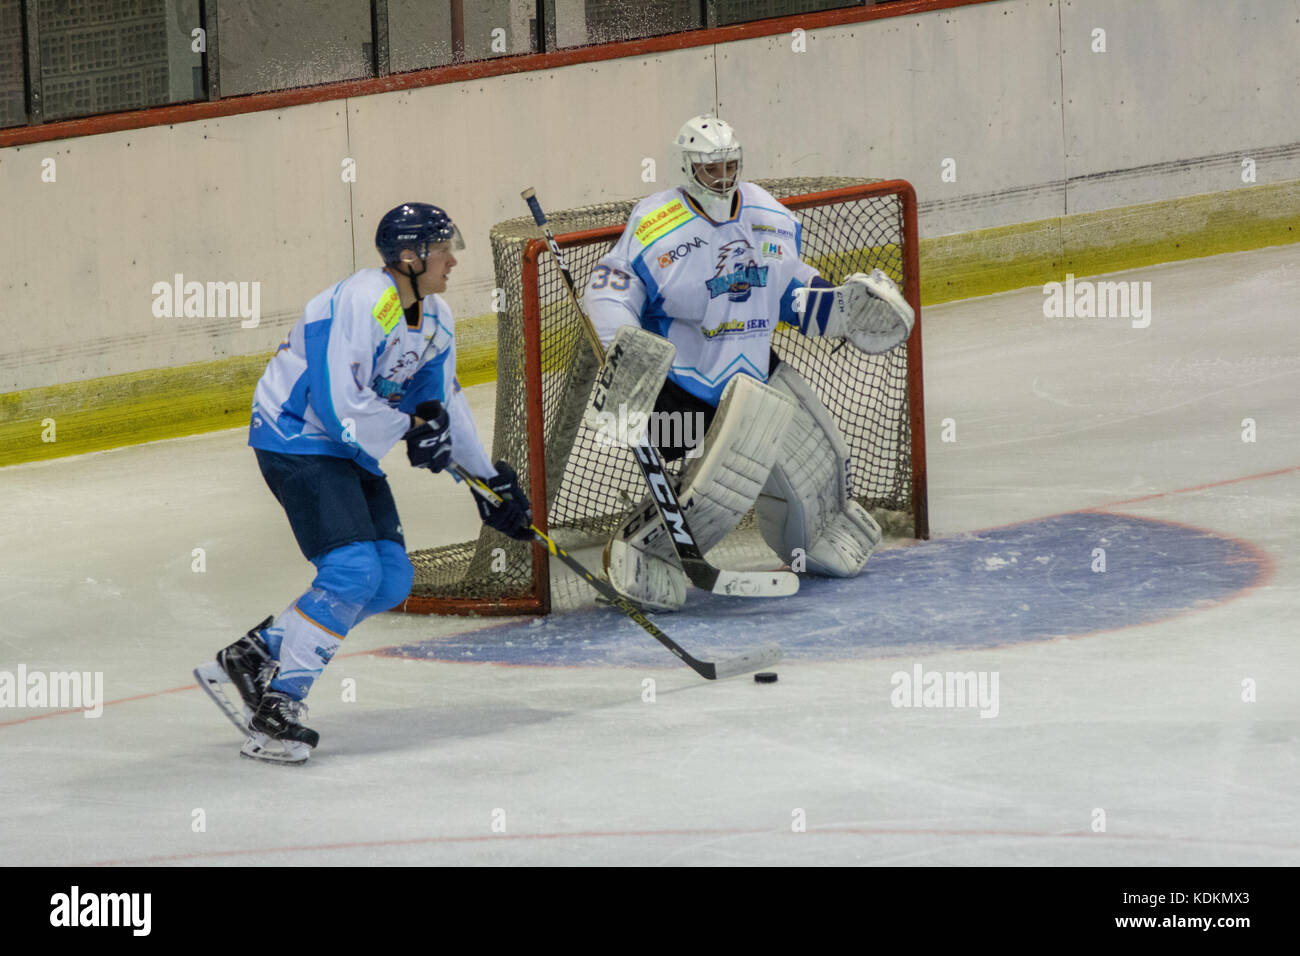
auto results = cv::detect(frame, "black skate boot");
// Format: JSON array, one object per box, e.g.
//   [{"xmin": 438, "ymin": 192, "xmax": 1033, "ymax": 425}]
[
  {"xmin": 242, "ymin": 690, "xmax": 319, "ymax": 764},
  {"xmin": 217, "ymin": 617, "xmax": 277, "ymax": 709},
  {"xmin": 193, "ymin": 616, "xmax": 277, "ymax": 735}
]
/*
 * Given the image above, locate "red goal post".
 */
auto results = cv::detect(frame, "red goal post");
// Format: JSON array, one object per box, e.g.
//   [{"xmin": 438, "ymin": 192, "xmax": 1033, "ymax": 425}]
[{"xmin": 401, "ymin": 177, "xmax": 927, "ymax": 616}]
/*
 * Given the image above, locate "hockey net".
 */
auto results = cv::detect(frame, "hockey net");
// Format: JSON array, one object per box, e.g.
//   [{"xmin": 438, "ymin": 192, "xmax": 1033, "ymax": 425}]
[{"xmin": 401, "ymin": 177, "xmax": 926, "ymax": 615}]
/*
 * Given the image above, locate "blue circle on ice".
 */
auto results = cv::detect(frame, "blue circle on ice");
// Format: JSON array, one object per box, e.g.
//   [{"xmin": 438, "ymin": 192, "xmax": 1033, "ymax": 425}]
[{"xmin": 380, "ymin": 513, "xmax": 1267, "ymax": 667}]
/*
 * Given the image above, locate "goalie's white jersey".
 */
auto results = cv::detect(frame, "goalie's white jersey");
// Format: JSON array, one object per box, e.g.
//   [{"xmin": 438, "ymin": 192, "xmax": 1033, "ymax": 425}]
[{"xmin": 585, "ymin": 183, "xmax": 821, "ymax": 406}]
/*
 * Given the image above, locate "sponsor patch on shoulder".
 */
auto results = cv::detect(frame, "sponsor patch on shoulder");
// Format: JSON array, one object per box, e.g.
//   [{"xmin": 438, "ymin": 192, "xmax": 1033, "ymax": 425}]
[
  {"xmin": 634, "ymin": 199, "xmax": 694, "ymax": 247},
  {"xmin": 372, "ymin": 287, "xmax": 402, "ymax": 334}
]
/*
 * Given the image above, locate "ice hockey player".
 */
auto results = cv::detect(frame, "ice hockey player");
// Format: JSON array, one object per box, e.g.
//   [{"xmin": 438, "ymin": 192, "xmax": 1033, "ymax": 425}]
[
  {"xmin": 584, "ymin": 115, "xmax": 915, "ymax": 611},
  {"xmin": 195, "ymin": 203, "xmax": 533, "ymax": 763}
]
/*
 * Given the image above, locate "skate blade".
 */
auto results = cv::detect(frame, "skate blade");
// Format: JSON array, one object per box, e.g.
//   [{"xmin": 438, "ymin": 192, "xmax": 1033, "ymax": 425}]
[
  {"xmin": 194, "ymin": 661, "xmax": 253, "ymax": 736},
  {"xmin": 240, "ymin": 732, "xmax": 312, "ymax": 765}
]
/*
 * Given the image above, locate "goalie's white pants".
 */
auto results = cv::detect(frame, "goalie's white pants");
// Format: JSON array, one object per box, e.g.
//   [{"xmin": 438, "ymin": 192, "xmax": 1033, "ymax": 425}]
[{"xmin": 605, "ymin": 366, "xmax": 881, "ymax": 610}]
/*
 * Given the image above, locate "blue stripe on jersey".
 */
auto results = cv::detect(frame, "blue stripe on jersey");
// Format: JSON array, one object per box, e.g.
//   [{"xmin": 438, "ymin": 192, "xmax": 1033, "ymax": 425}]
[
  {"xmin": 630, "ymin": 244, "xmax": 658, "ymax": 296},
  {"xmin": 632, "ymin": 257, "xmax": 673, "ymax": 338},
  {"xmin": 428, "ymin": 310, "xmax": 452, "ymax": 339},
  {"xmin": 746, "ymin": 205, "xmax": 791, "ymax": 219},
  {"xmin": 669, "ymin": 353, "xmax": 767, "ymax": 406},
  {"xmin": 303, "ymin": 317, "xmax": 349, "ymax": 446},
  {"xmin": 778, "ymin": 277, "xmax": 801, "ymax": 329},
  {"xmin": 277, "ymin": 372, "xmax": 312, "ymax": 437}
]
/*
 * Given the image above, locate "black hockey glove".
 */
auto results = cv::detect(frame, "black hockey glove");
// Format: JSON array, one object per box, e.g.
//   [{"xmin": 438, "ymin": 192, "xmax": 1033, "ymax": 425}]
[
  {"xmin": 474, "ymin": 461, "xmax": 533, "ymax": 541},
  {"xmin": 403, "ymin": 400, "xmax": 451, "ymax": 472}
]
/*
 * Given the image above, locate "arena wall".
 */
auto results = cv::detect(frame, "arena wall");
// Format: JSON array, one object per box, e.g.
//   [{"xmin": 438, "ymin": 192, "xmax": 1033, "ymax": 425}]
[{"xmin": 1, "ymin": 0, "xmax": 1295, "ymax": 463}]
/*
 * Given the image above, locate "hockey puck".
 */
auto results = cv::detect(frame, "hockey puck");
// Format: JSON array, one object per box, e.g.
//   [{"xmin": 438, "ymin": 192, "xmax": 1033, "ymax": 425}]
[{"xmin": 754, "ymin": 672, "xmax": 778, "ymax": 683}]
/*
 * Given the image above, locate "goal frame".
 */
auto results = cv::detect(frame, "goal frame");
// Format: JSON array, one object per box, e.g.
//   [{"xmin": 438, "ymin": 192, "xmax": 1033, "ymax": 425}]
[{"xmin": 399, "ymin": 178, "xmax": 927, "ymax": 616}]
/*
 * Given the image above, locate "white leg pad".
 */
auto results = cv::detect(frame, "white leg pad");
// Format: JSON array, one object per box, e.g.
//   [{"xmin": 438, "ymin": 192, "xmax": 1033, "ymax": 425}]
[
  {"xmin": 755, "ymin": 364, "xmax": 882, "ymax": 577},
  {"xmin": 603, "ymin": 536, "xmax": 688, "ymax": 612},
  {"xmin": 604, "ymin": 374, "xmax": 796, "ymax": 610}
]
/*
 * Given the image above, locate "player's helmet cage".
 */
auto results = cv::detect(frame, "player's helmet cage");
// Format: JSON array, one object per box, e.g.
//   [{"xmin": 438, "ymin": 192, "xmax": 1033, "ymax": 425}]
[
  {"xmin": 674, "ymin": 115, "xmax": 743, "ymax": 219},
  {"xmin": 375, "ymin": 202, "xmax": 465, "ymax": 268}
]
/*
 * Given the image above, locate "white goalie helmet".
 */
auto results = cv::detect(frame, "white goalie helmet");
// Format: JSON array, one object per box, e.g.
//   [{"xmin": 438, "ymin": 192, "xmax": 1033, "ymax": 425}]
[{"xmin": 674, "ymin": 114, "xmax": 743, "ymax": 221}]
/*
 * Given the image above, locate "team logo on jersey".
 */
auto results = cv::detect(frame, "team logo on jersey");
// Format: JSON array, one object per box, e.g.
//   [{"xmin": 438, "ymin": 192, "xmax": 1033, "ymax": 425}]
[
  {"xmin": 657, "ymin": 235, "xmax": 707, "ymax": 269},
  {"xmin": 389, "ymin": 350, "xmax": 421, "ymax": 376},
  {"xmin": 372, "ymin": 349, "xmax": 420, "ymax": 403},
  {"xmin": 705, "ymin": 240, "xmax": 769, "ymax": 302}
]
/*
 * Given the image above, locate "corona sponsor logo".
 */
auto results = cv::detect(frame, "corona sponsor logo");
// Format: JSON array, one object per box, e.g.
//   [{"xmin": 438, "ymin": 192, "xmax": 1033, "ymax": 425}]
[{"xmin": 656, "ymin": 235, "xmax": 708, "ymax": 269}]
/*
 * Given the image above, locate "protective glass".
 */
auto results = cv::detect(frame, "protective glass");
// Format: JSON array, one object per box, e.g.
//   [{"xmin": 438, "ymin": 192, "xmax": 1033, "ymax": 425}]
[{"xmin": 423, "ymin": 224, "xmax": 466, "ymax": 257}]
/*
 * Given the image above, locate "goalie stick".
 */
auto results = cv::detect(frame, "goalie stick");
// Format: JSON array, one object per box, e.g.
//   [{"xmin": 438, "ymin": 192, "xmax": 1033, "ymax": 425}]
[
  {"xmin": 520, "ymin": 188, "xmax": 798, "ymax": 600},
  {"xmin": 453, "ymin": 463, "xmax": 781, "ymax": 680}
]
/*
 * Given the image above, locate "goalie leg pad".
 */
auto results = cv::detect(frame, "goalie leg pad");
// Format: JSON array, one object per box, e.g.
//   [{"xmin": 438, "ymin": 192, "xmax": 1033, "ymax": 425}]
[
  {"xmin": 755, "ymin": 364, "xmax": 882, "ymax": 577},
  {"xmin": 603, "ymin": 536, "xmax": 688, "ymax": 612},
  {"xmin": 605, "ymin": 374, "xmax": 797, "ymax": 610}
]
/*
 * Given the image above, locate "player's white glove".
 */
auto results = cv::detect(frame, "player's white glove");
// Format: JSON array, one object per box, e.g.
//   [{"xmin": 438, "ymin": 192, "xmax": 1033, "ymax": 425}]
[{"xmin": 793, "ymin": 269, "xmax": 915, "ymax": 354}]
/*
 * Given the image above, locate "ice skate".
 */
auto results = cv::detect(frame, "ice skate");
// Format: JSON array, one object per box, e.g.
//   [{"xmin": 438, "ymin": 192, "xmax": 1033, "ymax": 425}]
[
  {"xmin": 241, "ymin": 690, "xmax": 319, "ymax": 765},
  {"xmin": 193, "ymin": 616, "xmax": 276, "ymax": 735}
]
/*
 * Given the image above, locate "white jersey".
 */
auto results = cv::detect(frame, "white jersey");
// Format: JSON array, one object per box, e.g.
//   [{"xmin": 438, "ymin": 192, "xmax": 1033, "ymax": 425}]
[
  {"xmin": 584, "ymin": 183, "xmax": 821, "ymax": 405},
  {"xmin": 249, "ymin": 268, "xmax": 494, "ymax": 478}
]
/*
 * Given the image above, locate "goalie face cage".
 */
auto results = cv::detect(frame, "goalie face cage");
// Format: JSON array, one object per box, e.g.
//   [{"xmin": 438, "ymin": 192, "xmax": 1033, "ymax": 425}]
[{"xmin": 400, "ymin": 177, "xmax": 927, "ymax": 615}]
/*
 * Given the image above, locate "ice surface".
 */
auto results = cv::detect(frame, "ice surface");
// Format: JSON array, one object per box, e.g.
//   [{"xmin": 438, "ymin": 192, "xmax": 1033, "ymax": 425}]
[{"xmin": 1, "ymin": 245, "xmax": 1297, "ymax": 865}]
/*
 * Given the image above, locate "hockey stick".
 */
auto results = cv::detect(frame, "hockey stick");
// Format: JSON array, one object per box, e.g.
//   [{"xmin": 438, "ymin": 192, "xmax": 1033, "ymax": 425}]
[
  {"xmin": 520, "ymin": 188, "xmax": 797, "ymax": 600},
  {"xmin": 452, "ymin": 463, "xmax": 781, "ymax": 680}
]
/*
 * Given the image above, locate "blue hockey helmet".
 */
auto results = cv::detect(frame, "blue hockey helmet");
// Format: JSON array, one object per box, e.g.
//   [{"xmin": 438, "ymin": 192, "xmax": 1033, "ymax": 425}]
[{"xmin": 375, "ymin": 203, "xmax": 465, "ymax": 266}]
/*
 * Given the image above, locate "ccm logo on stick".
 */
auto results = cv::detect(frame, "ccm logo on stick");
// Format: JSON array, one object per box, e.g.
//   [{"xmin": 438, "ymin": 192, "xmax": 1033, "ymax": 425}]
[{"xmin": 592, "ymin": 344, "xmax": 622, "ymax": 412}]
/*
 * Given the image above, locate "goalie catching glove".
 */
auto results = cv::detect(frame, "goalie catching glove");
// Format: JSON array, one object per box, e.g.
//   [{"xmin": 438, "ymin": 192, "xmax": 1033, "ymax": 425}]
[
  {"xmin": 792, "ymin": 269, "xmax": 915, "ymax": 354},
  {"xmin": 404, "ymin": 400, "xmax": 452, "ymax": 472},
  {"xmin": 474, "ymin": 461, "xmax": 534, "ymax": 541}
]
